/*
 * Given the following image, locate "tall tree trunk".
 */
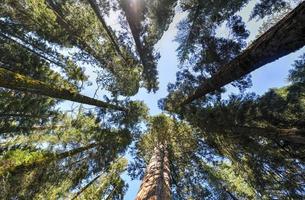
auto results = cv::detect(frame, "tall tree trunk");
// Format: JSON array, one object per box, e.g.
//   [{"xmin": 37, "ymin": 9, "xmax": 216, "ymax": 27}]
[
  {"xmin": 71, "ymin": 173, "xmax": 102, "ymax": 200},
  {"xmin": 181, "ymin": 2, "xmax": 305, "ymax": 106},
  {"xmin": 0, "ymin": 67, "xmax": 125, "ymax": 111},
  {"xmin": 0, "ymin": 32, "xmax": 65, "ymax": 68},
  {"xmin": 120, "ymin": 0, "xmax": 158, "ymax": 91},
  {"xmin": 87, "ymin": 0, "xmax": 127, "ymax": 62},
  {"xmin": 136, "ymin": 143, "xmax": 171, "ymax": 200}
]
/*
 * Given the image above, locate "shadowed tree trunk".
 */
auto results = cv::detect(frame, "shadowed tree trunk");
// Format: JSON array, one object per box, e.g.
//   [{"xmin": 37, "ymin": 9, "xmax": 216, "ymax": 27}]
[
  {"xmin": 120, "ymin": 0, "xmax": 158, "ymax": 91},
  {"xmin": 120, "ymin": 0, "xmax": 145, "ymax": 65},
  {"xmin": 136, "ymin": 143, "xmax": 171, "ymax": 200},
  {"xmin": 181, "ymin": 1, "xmax": 305, "ymax": 106},
  {"xmin": 0, "ymin": 67, "xmax": 125, "ymax": 111},
  {"xmin": 71, "ymin": 174, "xmax": 102, "ymax": 200},
  {"xmin": 87, "ymin": 0, "xmax": 127, "ymax": 61}
]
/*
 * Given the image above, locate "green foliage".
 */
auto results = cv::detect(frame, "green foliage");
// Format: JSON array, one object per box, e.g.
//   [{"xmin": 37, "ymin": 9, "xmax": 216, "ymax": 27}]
[
  {"xmin": 74, "ymin": 158, "xmax": 128, "ymax": 200},
  {"xmin": 0, "ymin": 112, "xmax": 131, "ymax": 199},
  {"xmin": 0, "ymin": 0, "xmax": 304, "ymax": 199},
  {"xmin": 0, "ymin": 149, "xmax": 47, "ymax": 176},
  {"xmin": 171, "ymin": 55, "xmax": 305, "ymax": 199},
  {"xmin": 0, "ymin": 0, "xmax": 155, "ymax": 96}
]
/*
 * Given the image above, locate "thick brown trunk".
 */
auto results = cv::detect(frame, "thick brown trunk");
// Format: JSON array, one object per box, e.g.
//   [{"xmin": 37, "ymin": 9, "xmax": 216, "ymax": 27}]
[
  {"xmin": 0, "ymin": 67, "xmax": 125, "ymax": 111},
  {"xmin": 136, "ymin": 144, "xmax": 171, "ymax": 200},
  {"xmin": 181, "ymin": 2, "xmax": 305, "ymax": 106}
]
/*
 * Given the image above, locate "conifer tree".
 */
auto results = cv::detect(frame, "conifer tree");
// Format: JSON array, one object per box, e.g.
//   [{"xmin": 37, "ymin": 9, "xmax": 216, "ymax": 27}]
[
  {"xmin": 164, "ymin": 1, "xmax": 305, "ymax": 108},
  {"xmin": 130, "ymin": 115, "xmax": 256, "ymax": 199}
]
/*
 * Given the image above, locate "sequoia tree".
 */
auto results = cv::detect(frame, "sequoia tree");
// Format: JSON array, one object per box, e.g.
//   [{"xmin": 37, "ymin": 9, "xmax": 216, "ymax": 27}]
[
  {"xmin": 161, "ymin": 55, "xmax": 305, "ymax": 199},
  {"xmin": 130, "ymin": 115, "xmax": 256, "ymax": 199}
]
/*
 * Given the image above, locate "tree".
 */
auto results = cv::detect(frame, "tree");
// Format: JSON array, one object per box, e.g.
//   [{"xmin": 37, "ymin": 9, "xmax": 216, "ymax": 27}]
[
  {"xmin": 130, "ymin": 115, "xmax": 255, "ymax": 199},
  {"xmin": 0, "ymin": 37, "xmax": 63, "ymax": 136},
  {"xmin": 162, "ymin": 1, "xmax": 305, "ymax": 109},
  {"xmin": 118, "ymin": 0, "xmax": 177, "ymax": 91},
  {"xmin": 1, "ymin": 0, "xmax": 305, "ymax": 199},
  {"xmin": 0, "ymin": 0, "xmax": 153, "ymax": 96},
  {"xmin": 179, "ymin": 1, "xmax": 305, "ymax": 106}
]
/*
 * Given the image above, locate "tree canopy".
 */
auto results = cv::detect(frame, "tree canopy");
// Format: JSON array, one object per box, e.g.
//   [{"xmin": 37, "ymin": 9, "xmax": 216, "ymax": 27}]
[{"xmin": 0, "ymin": 0, "xmax": 304, "ymax": 199}]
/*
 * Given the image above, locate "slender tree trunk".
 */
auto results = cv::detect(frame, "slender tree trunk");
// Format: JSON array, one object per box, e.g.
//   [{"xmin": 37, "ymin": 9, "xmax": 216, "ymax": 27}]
[
  {"xmin": 0, "ymin": 67, "xmax": 125, "ymax": 111},
  {"xmin": 135, "ymin": 143, "xmax": 171, "ymax": 200},
  {"xmin": 0, "ymin": 32, "xmax": 65, "ymax": 68},
  {"xmin": 87, "ymin": 0, "xmax": 127, "ymax": 62},
  {"xmin": 45, "ymin": 0, "xmax": 111, "ymax": 71},
  {"xmin": 181, "ymin": 2, "xmax": 305, "ymax": 106},
  {"xmin": 120, "ymin": 0, "xmax": 144, "ymax": 62},
  {"xmin": 120, "ymin": 0, "xmax": 158, "ymax": 91},
  {"xmin": 71, "ymin": 174, "xmax": 101, "ymax": 200}
]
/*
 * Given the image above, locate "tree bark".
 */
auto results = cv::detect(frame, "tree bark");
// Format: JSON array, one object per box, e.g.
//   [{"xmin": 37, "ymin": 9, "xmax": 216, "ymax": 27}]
[
  {"xmin": 181, "ymin": 2, "xmax": 305, "ymax": 106},
  {"xmin": 0, "ymin": 67, "xmax": 125, "ymax": 111},
  {"xmin": 135, "ymin": 143, "xmax": 171, "ymax": 200},
  {"xmin": 120, "ymin": 0, "xmax": 145, "ymax": 63}
]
